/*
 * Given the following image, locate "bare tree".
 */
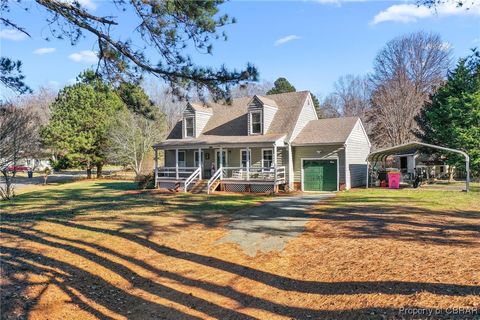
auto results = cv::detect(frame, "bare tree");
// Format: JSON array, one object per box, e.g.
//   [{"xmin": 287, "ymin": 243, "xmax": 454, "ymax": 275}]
[
  {"xmin": 333, "ymin": 75, "xmax": 371, "ymax": 118},
  {"xmin": 0, "ymin": 103, "xmax": 40, "ymax": 200},
  {"xmin": 318, "ymin": 94, "xmax": 341, "ymax": 118},
  {"xmin": 143, "ymin": 80, "xmax": 187, "ymax": 131},
  {"xmin": 229, "ymin": 81, "xmax": 273, "ymax": 98},
  {"xmin": 15, "ymin": 86, "xmax": 57, "ymax": 125},
  {"xmin": 107, "ymin": 108, "xmax": 166, "ymax": 177},
  {"xmin": 369, "ymin": 32, "xmax": 451, "ymax": 147}
]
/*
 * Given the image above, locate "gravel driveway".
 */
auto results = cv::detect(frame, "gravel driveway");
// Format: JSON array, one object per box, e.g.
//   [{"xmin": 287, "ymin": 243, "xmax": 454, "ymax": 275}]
[{"xmin": 217, "ymin": 193, "xmax": 335, "ymax": 256}]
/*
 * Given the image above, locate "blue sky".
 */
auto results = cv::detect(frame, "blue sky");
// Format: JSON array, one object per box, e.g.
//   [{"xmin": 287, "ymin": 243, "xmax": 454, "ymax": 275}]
[{"xmin": 1, "ymin": 0, "xmax": 479, "ymax": 100}]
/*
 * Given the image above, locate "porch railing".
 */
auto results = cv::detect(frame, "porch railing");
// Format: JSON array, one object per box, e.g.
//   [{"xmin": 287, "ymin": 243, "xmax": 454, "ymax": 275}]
[
  {"xmin": 184, "ymin": 167, "xmax": 201, "ymax": 192},
  {"xmin": 157, "ymin": 167, "xmax": 198, "ymax": 179},
  {"xmin": 222, "ymin": 166, "xmax": 286, "ymax": 183},
  {"xmin": 207, "ymin": 168, "xmax": 224, "ymax": 194}
]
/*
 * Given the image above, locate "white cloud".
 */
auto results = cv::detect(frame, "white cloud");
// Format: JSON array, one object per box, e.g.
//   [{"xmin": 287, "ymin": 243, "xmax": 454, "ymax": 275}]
[
  {"xmin": 0, "ymin": 29, "xmax": 27, "ymax": 41},
  {"xmin": 371, "ymin": 1, "xmax": 480, "ymax": 25},
  {"xmin": 61, "ymin": 0, "xmax": 97, "ymax": 10},
  {"xmin": 33, "ymin": 47, "xmax": 56, "ymax": 55},
  {"xmin": 78, "ymin": 0, "xmax": 96, "ymax": 10},
  {"xmin": 68, "ymin": 50, "xmax": 98, "ymax": 63},
  {"xmin": 274, "ymin": 35, "xmax": 301, "ymax": 46}
]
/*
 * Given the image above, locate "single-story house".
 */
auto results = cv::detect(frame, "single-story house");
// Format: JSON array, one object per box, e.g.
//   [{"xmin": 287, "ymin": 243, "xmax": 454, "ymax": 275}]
[{"xmin": 153, "ymin": 91, "xmax": 371, "ymax": 193}]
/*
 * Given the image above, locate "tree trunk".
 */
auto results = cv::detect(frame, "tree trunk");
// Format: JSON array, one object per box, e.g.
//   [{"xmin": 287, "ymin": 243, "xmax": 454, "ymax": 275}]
[
  {"xmin": 1, "ymin": 170, "xmax": 13, "ymax": 200},
  {"xmin": 86, "ymin": 168, "xmax": 92, "ymax": 179},
  {"xmin": 96, "ymin": 164, "xmax": 103, "ymax": 178}
]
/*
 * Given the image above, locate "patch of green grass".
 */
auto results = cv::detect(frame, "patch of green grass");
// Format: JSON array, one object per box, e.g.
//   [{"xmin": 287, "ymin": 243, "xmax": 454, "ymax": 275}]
[
  {"xmin": 335, "ymin": 184, "xmax": 479, "ymax": 212},
  {"xmin": 0, "ymin": 180, "xmax": 268, "ymax": 224}
]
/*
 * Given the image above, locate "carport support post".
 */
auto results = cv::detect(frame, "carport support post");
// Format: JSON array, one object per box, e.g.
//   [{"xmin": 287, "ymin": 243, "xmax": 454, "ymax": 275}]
[
  {"xmin": 154, "ymin": 148, "xmax": 158, "ymax": 188},
  {"xmin": 466, "ymin": 156, "xmax": 470, "ymax": 192},
  {"xmin": 366, "ymin": 161, "xmax": 370, "ymax": 189},
  {"xmin": 175, "ymin": 148, "xmax": 179, "ymax": 180}
]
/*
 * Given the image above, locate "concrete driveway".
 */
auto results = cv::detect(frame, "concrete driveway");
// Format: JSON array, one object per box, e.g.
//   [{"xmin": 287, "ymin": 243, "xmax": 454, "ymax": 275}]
[{"xmin": 217, "ymin": 193, "xmax": 335, "ymax": 256}]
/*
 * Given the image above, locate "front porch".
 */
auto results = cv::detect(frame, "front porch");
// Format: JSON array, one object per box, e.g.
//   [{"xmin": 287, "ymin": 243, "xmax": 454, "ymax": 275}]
[{"xmin": 153, "ymin": 145, "xmax": 288, "ymax": 193}]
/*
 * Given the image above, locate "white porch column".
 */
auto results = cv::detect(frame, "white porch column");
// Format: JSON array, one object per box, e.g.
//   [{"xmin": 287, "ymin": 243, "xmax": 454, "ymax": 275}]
[
  {"xmin": 246, "ymin": 146, "xmax": 250, "ymax": 181},
  {"xmin": 219, "ymin": 146, "xmax": 223, "ymax": 179},
  {"xmin": 198, "ymin": 147, "xmax": 202, "ymax": 180},
  {"xmin": 273, "ymin": 144, "xmax": 278, "ymax": 193},
  {"xmin": 288, "ymin": 143, "xmax": 294, "ymax": 190},
  {"xmin": 273, "ymin": 143, "xmax": 278, "ymax": 180},
  {"xmin": 175, "ymin": 148, "xmax": 179, "ymax": 180},
  {"xmin": 154, "ymin": 148, "xmax": 159, "ymax": 188}
]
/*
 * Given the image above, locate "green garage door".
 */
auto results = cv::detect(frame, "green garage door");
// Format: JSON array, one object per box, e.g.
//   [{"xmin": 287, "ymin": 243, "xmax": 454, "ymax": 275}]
[{"xmin": 303, "ymin": 159, "xmax": 338, "ymax": 191}]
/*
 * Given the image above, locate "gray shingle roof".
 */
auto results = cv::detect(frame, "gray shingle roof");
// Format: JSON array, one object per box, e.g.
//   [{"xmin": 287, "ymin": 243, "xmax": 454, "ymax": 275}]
[
  {"xmin": 292, "ymin": 117, "xmax": 359, "ymax": 146},
  {"xmin": 164, "ymin": 91, "xmax": 310, "ymax": 144},
  {"xmin": 189, "ymin": 103, "xmax": 213, "ymax": 113}
]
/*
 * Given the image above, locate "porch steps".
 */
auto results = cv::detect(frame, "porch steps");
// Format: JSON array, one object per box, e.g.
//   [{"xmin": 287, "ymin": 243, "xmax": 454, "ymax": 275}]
[
  {"xmin": 190, "ymin": 179, "xmax": 209, "ymax": 194},
  {"xmin": 209, "ymin": 179, "xmax": 222, "ymax": 193}
]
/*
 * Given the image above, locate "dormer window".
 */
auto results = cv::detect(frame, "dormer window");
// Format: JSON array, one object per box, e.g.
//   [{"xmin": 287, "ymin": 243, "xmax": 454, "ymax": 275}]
[
  {"xmin": 185, "ymin": 117, "xmax": 194, "ymax": 137},
  {"xmin": 250, "ymin": 111, "xmax": 262, "ymax": 134}
]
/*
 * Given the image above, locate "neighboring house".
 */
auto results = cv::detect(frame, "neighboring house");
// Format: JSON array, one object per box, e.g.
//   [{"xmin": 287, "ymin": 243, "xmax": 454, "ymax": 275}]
[{"xmin": 153, "ymin": 91, "xmax": 371, "ymax": 193}]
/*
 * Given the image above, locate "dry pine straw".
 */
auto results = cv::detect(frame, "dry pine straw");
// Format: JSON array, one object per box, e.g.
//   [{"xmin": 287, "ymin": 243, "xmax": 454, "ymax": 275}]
[{"xmin": 1, "ymin": 187, "xmax": 479, "ymax": 320}]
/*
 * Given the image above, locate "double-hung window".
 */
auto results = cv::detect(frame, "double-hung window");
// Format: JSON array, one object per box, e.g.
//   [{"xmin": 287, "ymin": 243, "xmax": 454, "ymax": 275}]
[
  {"xmin": 194, "ymin": 151, "xmax": 204, "ymax": 167},
  {"xmin": 240, "ymin": 149, "xmax": 251, "ymax": 168},
  {"xmin": 262, "ymin": 149, "xmax": 273, "ymax": 168},
  {"xmin": 185, "ymin": 117, "xmax": 194, "ymax": 137},
  {"xmin": 250, "ymin": 111, "xmax": 262, "ymax": 134},
  {"xmin": 177, "ymin": 151, "xmax": 186, "ymax": 167}
]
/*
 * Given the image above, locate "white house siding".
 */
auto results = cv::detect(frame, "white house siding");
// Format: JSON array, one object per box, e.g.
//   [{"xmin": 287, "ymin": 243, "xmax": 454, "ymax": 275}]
[
  {"xmin": 263, "ymin": 105, "xmax": 278, "ymax": 133},
  {"xmin": 345, "ymin": 120, "xmax": 371, "ymax": 188},
  {"xmin": 289, "ymin": 94, "xmax": 318, "ymax": 141},
  {"xmin": 195, "ymin": 111, "xmax": 212, "ymax": 137},
  {"xmin": 293, "ymin": 145, "xmax": 346, "ymax": 186}
]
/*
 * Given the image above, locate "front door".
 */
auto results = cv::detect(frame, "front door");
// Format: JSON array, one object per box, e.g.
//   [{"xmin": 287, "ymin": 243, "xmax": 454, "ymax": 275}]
[
  {"xmin": 303, "ymin": 159, "xmax": 338, "ymax": 191},
  {"xmin": 215, "ymin": 150, "xmax": 228, "ymax": 169}
]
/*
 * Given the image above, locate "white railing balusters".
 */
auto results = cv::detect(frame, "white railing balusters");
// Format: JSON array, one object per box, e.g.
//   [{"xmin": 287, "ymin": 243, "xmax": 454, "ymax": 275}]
[
  {"xmin": 184, "ymin": 167, "xmax": 201, "ymax": 192},
  {"xmin": 207, "ymin": 168, "xmax": 223, "ymax": 194}
]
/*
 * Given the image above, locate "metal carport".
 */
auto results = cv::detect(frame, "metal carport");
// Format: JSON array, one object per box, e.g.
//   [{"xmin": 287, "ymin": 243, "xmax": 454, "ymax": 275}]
[{"xmin": 367, "ymin": 141, "xmax": 470, "ymax": 192}]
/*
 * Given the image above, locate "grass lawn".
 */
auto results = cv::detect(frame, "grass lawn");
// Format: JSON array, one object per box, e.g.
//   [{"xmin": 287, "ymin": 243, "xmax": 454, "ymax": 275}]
[{"xmin": 1, "ymin": 180, "xmax": 479, "ymax": 319}]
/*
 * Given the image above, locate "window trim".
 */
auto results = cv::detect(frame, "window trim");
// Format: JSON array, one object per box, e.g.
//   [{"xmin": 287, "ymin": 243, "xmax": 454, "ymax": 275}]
[
  {"xmin": 194, "ymin": 150, "xmax": 204, "ymax": 167},
  {"xmin": 240, "ymin": 149, "xmax": 252, "ymax": 168},
  {"xmin": 214, "ymin": 149, "xmax": 228, "ymax": 168},
  {"xmin": 184, "ymin": 117, "xmax": 195, "ymax": 138},
  {"xmin": 262, "ymin": 148, "xmax": 273, "ymax": 168},
  {"xmin": 249, "ymin": 110, "xmax": 263, "ymax": 135},
  {"xmin": 177, "ymin": 150, "xmax": 186, "ymax": 167}
]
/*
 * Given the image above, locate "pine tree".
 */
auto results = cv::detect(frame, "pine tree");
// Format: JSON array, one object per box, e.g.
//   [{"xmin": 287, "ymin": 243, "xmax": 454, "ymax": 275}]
[{"xmin": 416, "ymin": 53, "xmax": 480, "ymax": 177}]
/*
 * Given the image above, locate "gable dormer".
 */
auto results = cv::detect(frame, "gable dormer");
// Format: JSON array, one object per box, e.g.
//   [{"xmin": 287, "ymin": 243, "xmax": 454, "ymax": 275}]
[
  {"xmin": 182, "ymin": 103, "xmax": 212, "ymax": 138},
  {"xmin": 247, "ymin": 95, "xmax": 278, "ymax": 135}
]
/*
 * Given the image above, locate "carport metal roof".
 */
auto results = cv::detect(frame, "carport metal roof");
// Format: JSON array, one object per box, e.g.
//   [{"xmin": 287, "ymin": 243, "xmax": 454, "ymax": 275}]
[{"xmin": 367, "ymin": 141, "xmax": 471, "ymax": 192}]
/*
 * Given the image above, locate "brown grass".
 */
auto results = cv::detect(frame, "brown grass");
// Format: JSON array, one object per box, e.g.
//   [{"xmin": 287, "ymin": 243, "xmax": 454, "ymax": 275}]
[{"xmin": 1, "ymin": 181, "xmax": 479, "ymax": 319}]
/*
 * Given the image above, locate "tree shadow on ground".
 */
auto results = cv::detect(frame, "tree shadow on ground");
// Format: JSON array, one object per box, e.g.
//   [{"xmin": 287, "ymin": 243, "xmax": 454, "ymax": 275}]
[
  {"xmin": 2, "ymin": 183, "xmax": 479, "ymax": 319},
  {"xmin": 1, "ymin": 221, "xmax": 479, "ymax": 320}
]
